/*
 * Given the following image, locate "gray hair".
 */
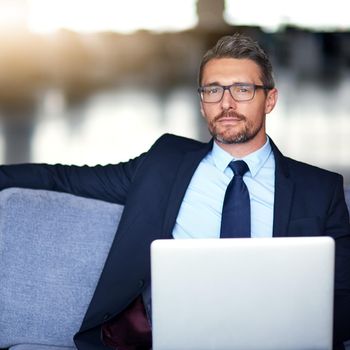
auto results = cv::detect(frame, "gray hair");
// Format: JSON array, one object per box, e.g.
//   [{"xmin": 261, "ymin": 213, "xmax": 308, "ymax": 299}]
[{"xmin": 198, "ymin": 33, "xmax": 275, "ymax": 88}]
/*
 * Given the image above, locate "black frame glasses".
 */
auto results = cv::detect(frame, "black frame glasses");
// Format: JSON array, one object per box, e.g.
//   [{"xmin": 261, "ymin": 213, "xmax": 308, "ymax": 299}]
[{"xmin": 198, "ymin": 83, "xmax": 272, "ymax": 103}]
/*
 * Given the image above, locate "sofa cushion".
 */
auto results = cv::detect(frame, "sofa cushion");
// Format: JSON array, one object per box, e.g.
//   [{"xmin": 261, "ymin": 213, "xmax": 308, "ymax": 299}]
[
  {"xmin": 10, "ymin": 345, "xmax": 75, "ymax": 350},
  {"xmin": 0, "ymin": 188, "xmax": 123, "ymax": 348}
]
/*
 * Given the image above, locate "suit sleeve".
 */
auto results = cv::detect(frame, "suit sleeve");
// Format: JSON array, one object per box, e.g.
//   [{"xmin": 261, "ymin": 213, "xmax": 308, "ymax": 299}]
[
  {"xmin": 328, "ymin": 176, "xmax": 350, "ymax": 345},
  {"xmin": 326, "ymin": 175, "xmax": 350, "ymax": 238},
  {"xmin": 0, "ymin": 154, "xmax": 145, "ymax": 205}
]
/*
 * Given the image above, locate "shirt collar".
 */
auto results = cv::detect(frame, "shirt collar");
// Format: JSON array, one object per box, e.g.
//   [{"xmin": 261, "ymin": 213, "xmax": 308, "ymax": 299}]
[{"xmin": 211, "ymin": 137, "xmax": 272, "ymax": 177}]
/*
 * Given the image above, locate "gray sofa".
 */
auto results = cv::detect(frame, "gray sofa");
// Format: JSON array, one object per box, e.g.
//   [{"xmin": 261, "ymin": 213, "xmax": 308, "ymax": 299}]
[{"xmin": 0, "ymin": 187, "xmax": 350, "ymax": 350}]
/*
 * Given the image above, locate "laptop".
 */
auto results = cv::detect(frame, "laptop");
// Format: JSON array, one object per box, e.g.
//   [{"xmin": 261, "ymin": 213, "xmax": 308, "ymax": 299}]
[{"xmin": 151, "ymin": 237, "xmax": 335, "ymax": 350}]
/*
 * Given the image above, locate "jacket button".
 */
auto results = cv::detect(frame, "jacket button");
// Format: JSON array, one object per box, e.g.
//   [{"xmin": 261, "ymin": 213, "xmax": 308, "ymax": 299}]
[
  {"xmin": 138, "ymin": 279, "xmax": 145, "ymax": 288},
  {"xmin": 103, "ymin": 313, "xmax": 111, "ymax": 321}
]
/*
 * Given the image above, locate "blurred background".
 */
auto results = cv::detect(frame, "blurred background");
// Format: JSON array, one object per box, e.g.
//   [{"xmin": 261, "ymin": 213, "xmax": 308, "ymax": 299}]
[{"xmin": 0, "ymin": 0, "xmax": 349, "ymax": 185}]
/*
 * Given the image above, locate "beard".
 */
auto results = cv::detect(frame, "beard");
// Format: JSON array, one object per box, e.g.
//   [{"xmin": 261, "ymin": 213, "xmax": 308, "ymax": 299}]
[{"xmin": 207, "ymin": 110, "xmax": 264, "ymax": 145}]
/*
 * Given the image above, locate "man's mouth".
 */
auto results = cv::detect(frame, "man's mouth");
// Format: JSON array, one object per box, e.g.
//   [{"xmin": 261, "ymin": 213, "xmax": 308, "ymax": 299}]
[{"xmin": 215, "ymin": 112, "xmax": 245, "ymax": 123}]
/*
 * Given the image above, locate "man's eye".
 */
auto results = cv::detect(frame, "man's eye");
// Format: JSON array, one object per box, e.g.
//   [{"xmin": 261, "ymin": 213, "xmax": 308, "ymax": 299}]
[
  {"xmin": 207, "ymin": 87, "xmax": 219, "ymax": 94},
  {"xmin": 233, "ymin": 85, "xmax": 251, "ymax": 94}
]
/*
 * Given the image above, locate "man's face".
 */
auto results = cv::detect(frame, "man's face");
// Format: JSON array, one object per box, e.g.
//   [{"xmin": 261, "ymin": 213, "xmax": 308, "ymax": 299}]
[{"xmin": 200, "ymin": 58, "xmax": 277, "ymax": 145}]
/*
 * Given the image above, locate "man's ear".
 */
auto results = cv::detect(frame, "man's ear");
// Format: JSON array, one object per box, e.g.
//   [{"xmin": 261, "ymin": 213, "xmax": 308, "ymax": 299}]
[{"xmin": 265, "ymin": 88, "xmax": 278, "ymax": 114}]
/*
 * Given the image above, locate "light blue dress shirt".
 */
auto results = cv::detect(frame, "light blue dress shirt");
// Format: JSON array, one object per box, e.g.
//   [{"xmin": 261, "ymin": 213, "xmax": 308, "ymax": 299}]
[{"xmin": 172, "ymin": 138, "xmax": 275, "ymax": 239}]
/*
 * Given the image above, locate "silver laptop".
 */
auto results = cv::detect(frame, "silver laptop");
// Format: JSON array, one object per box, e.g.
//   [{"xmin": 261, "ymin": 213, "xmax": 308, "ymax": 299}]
[{"xmin": 151, "ymin": 237, "xmax": 335, "ymax": 350}]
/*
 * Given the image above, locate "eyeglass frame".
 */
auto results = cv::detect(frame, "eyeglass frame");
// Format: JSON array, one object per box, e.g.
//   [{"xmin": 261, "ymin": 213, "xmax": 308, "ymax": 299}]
[{"xmin": 197, "ymin": 83, "xmax": 272, "ymax": 103}]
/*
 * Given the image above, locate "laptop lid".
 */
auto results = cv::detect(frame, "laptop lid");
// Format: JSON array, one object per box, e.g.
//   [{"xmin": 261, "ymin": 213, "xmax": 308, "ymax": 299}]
[{"xmin": 151, "ymin": 237, "xmax": 335, "ymax": 350}]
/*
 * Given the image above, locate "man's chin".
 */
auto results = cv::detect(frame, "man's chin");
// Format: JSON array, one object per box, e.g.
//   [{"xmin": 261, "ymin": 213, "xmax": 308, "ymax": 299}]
[{"xmin": 213, "ymin": 132, "xmax": 250, "ymax": 145}]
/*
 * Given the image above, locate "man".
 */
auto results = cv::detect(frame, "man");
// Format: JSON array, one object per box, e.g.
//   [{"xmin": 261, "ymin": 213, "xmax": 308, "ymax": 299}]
[{"xmin": 1, "ymin": 33, "xmax": 349, "ymax": 350}]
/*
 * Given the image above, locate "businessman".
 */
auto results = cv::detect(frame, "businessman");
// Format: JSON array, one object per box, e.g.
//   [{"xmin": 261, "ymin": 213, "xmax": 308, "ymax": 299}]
[{"xmin": 1, "ymin": 33, "xmax": 349, "ymax": 350}]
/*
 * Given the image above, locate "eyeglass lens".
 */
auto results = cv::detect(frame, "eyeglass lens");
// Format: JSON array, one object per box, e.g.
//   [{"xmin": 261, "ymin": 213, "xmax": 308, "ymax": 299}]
[{"xmin": 201, "ymin": 84, "xmax": 256, "ymax": 102}]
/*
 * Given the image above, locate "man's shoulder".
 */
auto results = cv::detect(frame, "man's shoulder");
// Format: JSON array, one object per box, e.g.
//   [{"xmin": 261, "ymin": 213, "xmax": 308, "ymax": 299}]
[
  {"xmin": 149, "ymin": 133, "xmax": 210, "ymax": 154},
  {"xmin": 271, "ymin": 139, "xmax": 342, "ymax": 183},
  {"xmin": 283, "ymin": 155, "xmax": 342, "ymax": 183}
]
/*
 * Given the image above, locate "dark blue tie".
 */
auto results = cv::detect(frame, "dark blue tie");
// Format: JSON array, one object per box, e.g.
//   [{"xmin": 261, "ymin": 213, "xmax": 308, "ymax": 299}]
[{"xmin": 220, "ymin": 160, "xmax": 251, "ymax": 238}]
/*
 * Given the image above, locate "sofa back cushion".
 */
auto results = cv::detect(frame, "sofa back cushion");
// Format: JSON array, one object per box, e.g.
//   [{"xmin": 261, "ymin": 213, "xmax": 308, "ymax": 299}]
[{"xmin": 0, "ymin": 188, "xmax": 123, "ymax": 348}]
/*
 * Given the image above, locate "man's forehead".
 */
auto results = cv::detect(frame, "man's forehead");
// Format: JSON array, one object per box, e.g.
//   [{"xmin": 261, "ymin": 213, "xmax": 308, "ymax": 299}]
[{"xmin": 202, "ymin": 58, "xmax": 262, "ymax": 84}]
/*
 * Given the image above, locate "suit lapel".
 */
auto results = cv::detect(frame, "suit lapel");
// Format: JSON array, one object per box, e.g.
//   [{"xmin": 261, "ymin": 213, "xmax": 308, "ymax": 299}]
[
  {"xmin": 162, "ymin": 140, "xmax": 213, "ymax": 237},
  {"xmin": 270, "ymin": 139, "xmax": 294, "ymax": 237}
]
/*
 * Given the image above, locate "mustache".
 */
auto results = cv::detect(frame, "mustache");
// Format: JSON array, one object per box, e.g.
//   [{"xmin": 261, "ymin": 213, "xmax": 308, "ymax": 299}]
[{"xmin": 213, "ymin": 110, "xmax": 246, "ymax": 122}]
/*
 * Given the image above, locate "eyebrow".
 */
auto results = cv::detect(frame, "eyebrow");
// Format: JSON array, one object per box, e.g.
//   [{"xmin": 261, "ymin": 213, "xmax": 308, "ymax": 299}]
[{"xmin": 202, "ymin": 81, "xmax": 253, "ymax": 86}]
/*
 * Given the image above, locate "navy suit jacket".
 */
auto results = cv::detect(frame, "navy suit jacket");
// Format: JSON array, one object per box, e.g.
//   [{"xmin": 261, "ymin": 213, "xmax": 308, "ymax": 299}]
[{"xmin": 1, "ymin": 133, "xmax": 349, "ymax": 349}]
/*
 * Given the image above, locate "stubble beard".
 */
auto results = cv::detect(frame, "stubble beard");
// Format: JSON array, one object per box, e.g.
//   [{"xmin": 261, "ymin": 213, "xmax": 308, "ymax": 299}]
[{"xmin": 208, "ymin": 110, "xmax": 263, "ymax": 145}]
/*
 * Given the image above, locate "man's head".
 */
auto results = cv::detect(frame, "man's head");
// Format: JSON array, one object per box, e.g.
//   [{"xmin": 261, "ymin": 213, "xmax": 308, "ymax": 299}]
[
  {"xmin": 198, "ymin": 33, "xmax": 275, "ymax": 89},
  {"xmin": 198, "ymin": 33, "xmax": 278, "ymax": 155}
]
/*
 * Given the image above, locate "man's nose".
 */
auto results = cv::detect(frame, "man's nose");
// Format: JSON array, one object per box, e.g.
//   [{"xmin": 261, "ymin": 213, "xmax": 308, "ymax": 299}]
[{"xmin": 221, "ymin": 89, "xmax": 237, "ymax": 110}]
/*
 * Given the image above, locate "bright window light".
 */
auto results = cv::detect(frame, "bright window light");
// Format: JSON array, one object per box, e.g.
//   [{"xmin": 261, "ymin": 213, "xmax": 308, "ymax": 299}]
[
  {"xmin": 225, "ymin": 0, "xmax": 350, "ymax": 32},
  {"xmin": 27, "ymin": 0, "xmax": 198, "ymax": 34}
]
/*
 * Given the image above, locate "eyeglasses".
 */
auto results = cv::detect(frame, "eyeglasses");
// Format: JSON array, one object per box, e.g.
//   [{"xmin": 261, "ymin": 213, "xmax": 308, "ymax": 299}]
[{"xmin": 198, "ymin": 83, "xmax": 272, "ymax": 103}]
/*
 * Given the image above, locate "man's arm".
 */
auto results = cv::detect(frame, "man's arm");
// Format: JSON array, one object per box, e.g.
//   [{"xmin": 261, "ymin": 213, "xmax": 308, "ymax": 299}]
[
  {"xmin": 327, "ymin": 176, "xmax": 350, "ymax": 346},
  {"xmin": 0, "ymin": 154, "xmax": 145, "ymax": 205}
]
